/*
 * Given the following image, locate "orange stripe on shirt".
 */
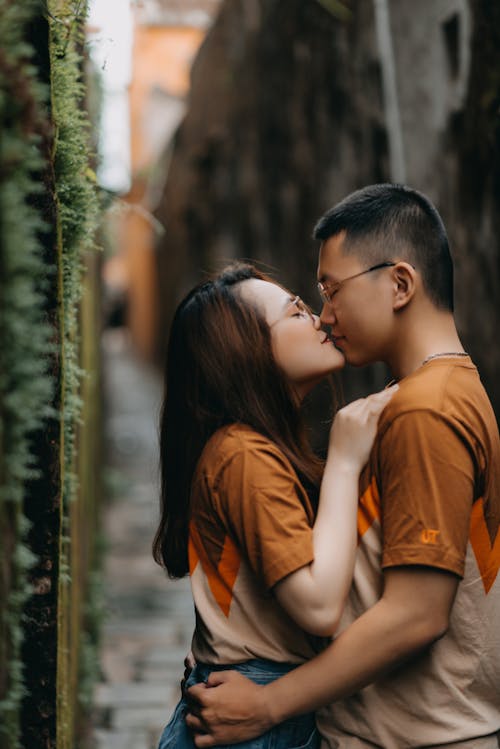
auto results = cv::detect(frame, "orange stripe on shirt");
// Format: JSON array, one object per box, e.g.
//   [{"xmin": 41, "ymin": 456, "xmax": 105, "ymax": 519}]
[
  {"xmin": 469, "ymin": 497, "xmax": 500, "ymax": 594},
  {"xmin": 357, "ymin": 476, "xmax": 381, "ymax": 541},
  {"xmin": 188, "ymin": 532, "xmax": 199, "ymax": 575},
  {"xmin": 213, "ymin": 535, "xmax": 241, "ymax": 617},
  {"xmin": 189, "ymin": 521, "xmax": 241, "ymax": 617}
]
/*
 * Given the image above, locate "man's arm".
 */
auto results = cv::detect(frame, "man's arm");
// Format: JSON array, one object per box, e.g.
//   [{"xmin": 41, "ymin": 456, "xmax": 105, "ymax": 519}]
[{"xmin": 186, "ymin": 565, "xmax": 459, "ymax": 747}]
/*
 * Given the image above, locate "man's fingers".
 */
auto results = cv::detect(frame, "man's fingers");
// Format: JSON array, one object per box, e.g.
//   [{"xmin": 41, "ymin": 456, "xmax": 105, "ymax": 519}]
[
  {"xmin": 186, "ymin": 715, "xmax": 218, "ymax": 747},
  {"xmin": 185, "ymin": 712, "xmax": 206, "ymax": 732},
  {"xmin": 185, "ymin": 713, "xmax": 218, "ymax": 748},
  {"xmin": 184, "ymin": 671, "xmax": 269, "ymax": 747},
  {"xmin": 186, "ymin": 681, "xmax": 209, "ymax": 708},
  {"xmin": 205, "ymin": 669, "xmax": 233, "ymax": 687},
  {"xmin": 181, "ymin": 651, "xmax": 196, "ymax": 695},
  {"xmin": 184, "ymin": 681, "xmax": 208, "ymax": 718},
  {"xmin": 193, "ymin": 733, "xmax": 217, "ymax": 748},
  {"xmin": 185, "ymin": 701, "xmax": 204, "ymax": 719}
]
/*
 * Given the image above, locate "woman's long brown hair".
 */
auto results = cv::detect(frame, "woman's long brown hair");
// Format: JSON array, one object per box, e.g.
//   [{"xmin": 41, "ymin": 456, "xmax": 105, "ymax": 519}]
[{"xmin": 152, "ymin": 263, "xmax": 324, "ymax": 578}]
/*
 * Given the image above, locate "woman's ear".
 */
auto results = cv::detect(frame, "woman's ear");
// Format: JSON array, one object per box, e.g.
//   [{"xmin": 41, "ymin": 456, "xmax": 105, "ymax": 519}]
[{"xmin": 392, "ymin": 262, "xmax": 417, "ymax": 311}]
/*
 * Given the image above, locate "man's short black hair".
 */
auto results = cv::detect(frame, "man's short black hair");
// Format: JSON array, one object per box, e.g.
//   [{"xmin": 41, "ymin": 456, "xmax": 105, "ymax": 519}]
[{"xmin": 313, "ymin": 184, "xmax": 454, "ymax": 312}]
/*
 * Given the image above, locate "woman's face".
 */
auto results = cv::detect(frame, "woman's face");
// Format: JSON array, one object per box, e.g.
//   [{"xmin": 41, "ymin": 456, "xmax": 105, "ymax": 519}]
[{"xmin": 240, "ymin": 278, "xmax": 345, "ymax": 399}]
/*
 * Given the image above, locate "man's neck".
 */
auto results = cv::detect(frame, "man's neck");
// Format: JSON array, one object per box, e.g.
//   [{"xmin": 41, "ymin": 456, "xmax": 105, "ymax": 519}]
[{"xmin": 387, "ymin": 310, "xmax": 465, "ymax": 381}]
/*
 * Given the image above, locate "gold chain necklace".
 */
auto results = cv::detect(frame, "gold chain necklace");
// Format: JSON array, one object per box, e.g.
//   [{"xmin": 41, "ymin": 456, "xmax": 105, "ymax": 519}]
[
  {"xmin": 386, "ymin": 352, "xmax": 469, "ymax": 387},
  {"xmin": 421, "ymin": 351, "xmax": 469, "ymax": 366}
]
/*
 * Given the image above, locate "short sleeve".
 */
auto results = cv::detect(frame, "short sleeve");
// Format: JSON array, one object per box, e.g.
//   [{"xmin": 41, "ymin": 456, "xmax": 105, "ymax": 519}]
[
  {"xmin": 378, "ymin": 410, "xmax": 475, "ymax": 577},
  {"xmin": 216, "ymin": 443, "xmax": 314, "ymax": 590}
]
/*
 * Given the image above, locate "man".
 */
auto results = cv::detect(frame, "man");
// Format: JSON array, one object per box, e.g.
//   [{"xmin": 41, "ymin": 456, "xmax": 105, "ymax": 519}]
[{"xmin": 186, "ymin": 184, "xmax": 500, "ymax": 748}]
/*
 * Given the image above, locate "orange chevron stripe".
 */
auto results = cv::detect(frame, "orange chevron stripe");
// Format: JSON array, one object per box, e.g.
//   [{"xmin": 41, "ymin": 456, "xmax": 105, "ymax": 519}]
[
  {"xmin": 469, "ymin": 497, "xmax": 500, "ymax": 594},
  {"xmin": 212, "ymin": 535, "xmax": 241, "ymax": 617},
  {"xmin": 188, "ymin": 532, "xmax": 199, "ymax": 575},
  {"xmin": 357, "ymin": 476, "xmax": 381, "ymax": 541},
  {"xmin": 189, "ymin": 522, "xmax": 214, "ymax": 580},
  {"xmin": 189, "ymin": 521, "xmax": 241, "ymax": 617}
]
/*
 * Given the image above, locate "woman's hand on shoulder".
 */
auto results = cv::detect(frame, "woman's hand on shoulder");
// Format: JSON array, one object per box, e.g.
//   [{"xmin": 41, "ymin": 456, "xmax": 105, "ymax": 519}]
[{"xmin": 329, "ymin": 384, "xmax": 399, "ymax": 472}]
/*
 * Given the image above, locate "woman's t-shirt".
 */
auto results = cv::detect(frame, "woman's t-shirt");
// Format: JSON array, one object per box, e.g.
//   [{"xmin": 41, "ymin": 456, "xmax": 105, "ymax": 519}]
[{"xmin": 189, "ymin": 423, "xmax": 320, "ymax": 665}]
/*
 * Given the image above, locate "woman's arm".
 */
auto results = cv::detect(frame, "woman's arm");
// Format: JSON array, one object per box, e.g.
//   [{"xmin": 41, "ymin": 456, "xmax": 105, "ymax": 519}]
[{"xmin": 273, "ymin": 386, "xmax": 397, "ymax": 636}]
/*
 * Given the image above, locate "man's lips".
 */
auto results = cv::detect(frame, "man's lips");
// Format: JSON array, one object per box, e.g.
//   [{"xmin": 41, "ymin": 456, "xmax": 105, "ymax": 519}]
[
  {"xmin": 331, "ymin": 335, "xmax": 346, "ymax": 348},
  {"xmin": 320, "ymin": 333, "xmax": 345, "ymax": 350}
]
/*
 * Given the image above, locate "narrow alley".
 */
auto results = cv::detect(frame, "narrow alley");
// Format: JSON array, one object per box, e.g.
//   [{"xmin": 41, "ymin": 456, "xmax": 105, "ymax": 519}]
[{"xmin": 93, "ymin": 329, "xmax": 194, "ymax": 749}]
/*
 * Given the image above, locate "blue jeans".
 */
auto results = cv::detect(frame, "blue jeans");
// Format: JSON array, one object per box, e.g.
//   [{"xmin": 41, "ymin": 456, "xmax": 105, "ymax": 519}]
[{"xmin": 157, "ymin": 658, "xmax": 319, "ymax": 749}]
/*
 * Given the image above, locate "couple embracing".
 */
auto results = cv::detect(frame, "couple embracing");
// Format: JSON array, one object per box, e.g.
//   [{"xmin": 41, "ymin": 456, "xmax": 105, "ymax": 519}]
[{"xmin": 154, "ymin": 184, "xmax": 500, "ymax": 749}]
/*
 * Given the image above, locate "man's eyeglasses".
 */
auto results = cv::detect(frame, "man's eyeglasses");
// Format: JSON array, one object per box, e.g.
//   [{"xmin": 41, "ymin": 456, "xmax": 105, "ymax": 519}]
[{"xmin": 317, "ymin": 261, "xmax": 396, "ymax": 305}]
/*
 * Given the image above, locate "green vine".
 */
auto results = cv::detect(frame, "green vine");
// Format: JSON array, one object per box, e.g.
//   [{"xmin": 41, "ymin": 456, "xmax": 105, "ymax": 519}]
[
  {"xmin": 0, "ymin": 1, "xmax": 102, "ymax": 746},
  {"xmin": 46, "ymin": 1, "xmax": 101, "ymax": 746},
  {"xmin": 48, "ymin": 0, "xmax": 98, "ymax": 508},
  {"xmin": 0, "ymin": 1, "xmax": 53, "ymax": 746}
]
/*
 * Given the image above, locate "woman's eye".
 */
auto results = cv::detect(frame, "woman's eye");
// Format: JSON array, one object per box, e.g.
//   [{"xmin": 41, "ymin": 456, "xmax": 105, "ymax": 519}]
[{"xmin": 288, "ymin": 297, "xmax": 312, "ymax": 319}]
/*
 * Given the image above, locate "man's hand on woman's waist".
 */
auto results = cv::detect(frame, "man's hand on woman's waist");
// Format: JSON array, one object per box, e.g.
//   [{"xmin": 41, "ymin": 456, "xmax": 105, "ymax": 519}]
[{"xmin": 185, "ymin": 669, "xmax": 272, "ymax": 747}]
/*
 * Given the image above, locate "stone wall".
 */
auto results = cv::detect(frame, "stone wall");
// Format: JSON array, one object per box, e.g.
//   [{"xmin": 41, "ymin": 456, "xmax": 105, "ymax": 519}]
[{"xmin": 154, "ymin": 0, "xmax": 500, "ymax": 418}]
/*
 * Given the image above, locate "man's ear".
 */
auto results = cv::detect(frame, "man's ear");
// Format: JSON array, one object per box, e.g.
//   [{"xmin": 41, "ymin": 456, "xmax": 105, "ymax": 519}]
[{"xmin": 392, "ymin": 262, "xmax": 417, "ymax": 311}]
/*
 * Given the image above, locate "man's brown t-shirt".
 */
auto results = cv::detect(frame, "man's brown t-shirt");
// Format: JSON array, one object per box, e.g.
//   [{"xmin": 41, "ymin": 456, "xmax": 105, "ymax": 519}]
[{"xmin": 318, "ymin": 356, "xmax": 500, "ymax": 748}]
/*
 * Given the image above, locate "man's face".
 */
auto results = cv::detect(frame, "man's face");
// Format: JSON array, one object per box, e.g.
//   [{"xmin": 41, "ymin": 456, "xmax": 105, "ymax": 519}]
[{"xmin": 317, "ymin": 232, "xmax": 396, "ymax": 367}]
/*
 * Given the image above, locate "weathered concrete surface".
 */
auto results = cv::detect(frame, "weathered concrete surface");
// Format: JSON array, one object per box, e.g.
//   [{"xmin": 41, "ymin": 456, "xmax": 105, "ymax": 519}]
[
  {"xmin": 154, "ymin": 0, "xmax": 500, "ymax": 419},
  {"xmin": 91, "ymin": 329, "xmax": 194, "ymax": 749}
]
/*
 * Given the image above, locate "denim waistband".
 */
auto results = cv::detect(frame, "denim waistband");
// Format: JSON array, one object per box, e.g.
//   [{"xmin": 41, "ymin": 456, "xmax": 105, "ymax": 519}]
[{"xmin": 193, "ymin": 658, "xmax": 298, "ymax": 681}]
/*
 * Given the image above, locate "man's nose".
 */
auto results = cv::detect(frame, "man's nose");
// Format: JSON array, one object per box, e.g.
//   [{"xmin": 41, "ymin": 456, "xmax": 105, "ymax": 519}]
[{"xmin": 320, "ymin": 303, "xmax": 336, "ymax": 326}]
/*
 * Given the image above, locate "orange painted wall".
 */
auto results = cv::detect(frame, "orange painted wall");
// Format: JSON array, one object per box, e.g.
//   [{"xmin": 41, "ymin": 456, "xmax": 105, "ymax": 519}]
[
  {"xmin": 114, "ymin": 23, "xmax": 205, "ymax": 361},
  {"xmin": 130, "ymin": 25, "xmax": 203, "ymax": 172}
]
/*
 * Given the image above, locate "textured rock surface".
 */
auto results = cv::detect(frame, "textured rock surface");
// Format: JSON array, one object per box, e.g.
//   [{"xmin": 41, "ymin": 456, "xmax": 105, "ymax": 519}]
[{"xmin": 154, "ymin": 0, "xmax": 500, "ymax": 417}]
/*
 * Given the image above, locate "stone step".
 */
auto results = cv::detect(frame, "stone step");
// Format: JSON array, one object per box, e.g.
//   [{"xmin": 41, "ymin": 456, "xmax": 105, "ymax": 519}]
[
  {"xmin": 94, "ymin": 682, "xmax": 170, "ymax": 707},
  {"xmin": 92, "ymin": 338, "xmax": 195, "ymax": 748},
  {"xmin": 111, "ymin": 706, "xmax": 171, "ymax": 731},
  {"xmin": 94, "ymin": 728, "xmax": 151, "ymax": 749}
]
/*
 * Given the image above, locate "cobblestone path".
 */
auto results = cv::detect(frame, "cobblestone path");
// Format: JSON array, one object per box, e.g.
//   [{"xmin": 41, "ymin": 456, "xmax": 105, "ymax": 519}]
[{"xmin": 93, "ymin": 330, "xmax": 194, "ymax": 749}]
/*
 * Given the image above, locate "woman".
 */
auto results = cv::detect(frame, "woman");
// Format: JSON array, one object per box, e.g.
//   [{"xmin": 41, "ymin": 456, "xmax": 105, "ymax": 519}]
[{"xmin": 153, "ymin": 263, "xmax": 396, "ymax": 749}]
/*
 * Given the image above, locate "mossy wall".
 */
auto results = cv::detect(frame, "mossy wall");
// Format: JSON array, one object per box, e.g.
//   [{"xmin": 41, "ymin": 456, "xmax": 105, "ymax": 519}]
[{"xmin": 0, "ymin": 2, "xmax": 102, "ymax": 748}]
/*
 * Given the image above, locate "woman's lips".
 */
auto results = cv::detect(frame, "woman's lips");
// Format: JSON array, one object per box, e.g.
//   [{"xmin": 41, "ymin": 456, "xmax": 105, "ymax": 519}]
[{"xmin": 320, "ymin": 333, "xmax": 345, "ymax": 348}]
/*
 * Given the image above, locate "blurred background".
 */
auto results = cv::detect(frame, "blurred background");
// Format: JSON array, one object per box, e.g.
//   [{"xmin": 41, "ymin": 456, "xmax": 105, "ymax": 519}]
[
  {"xmin": 1, "ymin": 1, "xmax": 499, "ymax": 748},
  {"xmin": 94, "ymin": 0, "xmax": 500, "ymax": 408}
]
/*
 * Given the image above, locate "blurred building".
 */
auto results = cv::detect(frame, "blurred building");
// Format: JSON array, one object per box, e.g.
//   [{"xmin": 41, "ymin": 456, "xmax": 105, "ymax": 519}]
[
  {"xmin": 89, "ymin": 0, "xmax": 221, "ymax": 360},
  {"xmin": 151, "ymin": 0, "xmax": 500, "ymax": 418}
]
